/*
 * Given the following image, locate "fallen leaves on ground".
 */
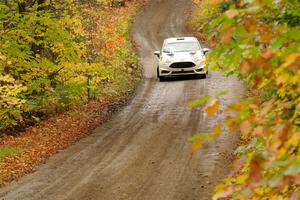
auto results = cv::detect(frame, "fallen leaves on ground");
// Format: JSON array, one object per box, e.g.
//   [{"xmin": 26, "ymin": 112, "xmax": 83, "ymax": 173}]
[{"xmin": 0, "ymin": 95, "xmax": 129, "ymax": 186}]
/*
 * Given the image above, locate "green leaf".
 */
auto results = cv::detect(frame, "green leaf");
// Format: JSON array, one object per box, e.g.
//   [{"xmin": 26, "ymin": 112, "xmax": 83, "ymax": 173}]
[
  {"xmin": 270, "ymin": 36, "xmax": 286, "ymax": 50},
  {"xmin": 215, "ymin": 89, "xmax": 228, "ymax": 97},
  {"xmin": 284, "ymin": 162, "xmax": 300, "ymax": 176},
  {"xmin": 265, "ymin": 160, "xmax": 287, "ymax": 169},
  {"xmin": 188, "ymin": 133, "xmax": 214, "ymax": 142},
  {"xmin": 188, "ymin": 95, "xmax": 210, "ymax": 107},
  {"xmin": 234, "ymin": 145, "xmax": 247, "ymax": 155},
  {"xmin": 268, "ymin": 173, "xmax": 284, "ymax": 188}
]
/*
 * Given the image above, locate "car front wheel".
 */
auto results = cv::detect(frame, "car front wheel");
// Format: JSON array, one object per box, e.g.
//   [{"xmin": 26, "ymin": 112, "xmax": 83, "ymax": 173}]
[
  {"xmin": 196, "ymin": 74, "xmax": 206, "ymax": 79},
  {"xmin": 159, "ymin": 76, "xmax": 165, "ymax": 82},
  {"xmin": 157, "ymin": 67, "xmax": 165, "ymax": 81}
]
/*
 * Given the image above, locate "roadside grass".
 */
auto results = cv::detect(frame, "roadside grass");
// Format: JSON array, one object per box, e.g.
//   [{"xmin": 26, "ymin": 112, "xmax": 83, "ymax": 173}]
[{"xmin": 0, "ymin": 147, "xmax": 23, "ymax": 162}]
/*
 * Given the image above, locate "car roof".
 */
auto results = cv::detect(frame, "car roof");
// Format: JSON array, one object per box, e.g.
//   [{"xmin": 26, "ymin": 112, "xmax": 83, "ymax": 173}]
[{"xmin": 164, "ymin": 37, "xmax": 199, "ymax": 43}]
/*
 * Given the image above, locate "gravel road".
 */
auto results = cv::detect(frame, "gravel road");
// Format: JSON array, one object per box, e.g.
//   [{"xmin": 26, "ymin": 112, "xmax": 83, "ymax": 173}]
[{"xmin": 0, "ymin": 0, "xmax": 244, "ymax": 199}]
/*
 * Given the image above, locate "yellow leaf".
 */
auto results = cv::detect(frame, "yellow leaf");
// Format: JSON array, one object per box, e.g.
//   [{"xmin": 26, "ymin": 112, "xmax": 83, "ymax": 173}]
[
  {"xmin": 204, "ymin": 99, "xmax": 220, "ymax": 116},
  {"xmin": 277, "ymin": 147, "xmax": 287, "ymax": 158},
  {"xmin": 0, "ymin": 53, "xmax": 6, "ymax": 61},
  {"xmin": 192, "ymin": 139, "xmax": 204, "ymax": 153},
  {"xmin": 287, "ymin": 132, "xmax": 300, "ymax": 147}
]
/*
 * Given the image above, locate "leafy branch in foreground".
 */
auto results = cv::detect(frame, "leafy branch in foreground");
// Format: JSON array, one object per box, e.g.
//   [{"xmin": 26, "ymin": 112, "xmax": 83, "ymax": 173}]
[{"xmin": 191, "ymin": 0, "xmax": 299, "ymax": 199}]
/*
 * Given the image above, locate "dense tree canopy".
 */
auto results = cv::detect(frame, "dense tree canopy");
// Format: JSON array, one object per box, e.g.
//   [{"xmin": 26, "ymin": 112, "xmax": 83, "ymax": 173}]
[{"xmin": 0, "ymin": 0, "xmax": 139, "ymax": 132}]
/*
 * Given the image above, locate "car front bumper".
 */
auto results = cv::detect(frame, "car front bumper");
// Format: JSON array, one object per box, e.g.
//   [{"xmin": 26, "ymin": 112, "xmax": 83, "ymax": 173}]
[{"xmin": 158, "ymin": 62, "xmax": 207, "ymax": 77}]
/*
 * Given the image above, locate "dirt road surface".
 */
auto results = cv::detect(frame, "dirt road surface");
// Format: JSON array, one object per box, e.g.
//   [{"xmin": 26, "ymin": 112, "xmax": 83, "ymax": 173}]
[{"xmin": 0, "ymin": 0, "xmax": 244, "ymax": 199}]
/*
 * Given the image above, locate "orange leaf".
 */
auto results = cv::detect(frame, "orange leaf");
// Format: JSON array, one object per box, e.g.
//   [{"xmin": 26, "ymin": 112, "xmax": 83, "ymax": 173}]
[
  {"xmin": 240, "ymin": 60, "xmax": 252, "ymax": 75},
  {"xmin": 244, "ymin": 19, "xmax": 257, "ymax": 32},
  {"xmin": 225, "ymin": 9, "xmax": 238, "ymax": 19},
  {"xmin": 204, "ymin": 99, "xmax": 220, "ymax": 116},
  {"xmin": 192, "ymin": 139, "xmax": 204, "ymax": 153},
  {"xmin": 261, "ymin": 102, "xmax": 273, "ymax": 115},
  {"xmin": 248, "ymin": 160, "xmax": 262, "ymax": 186},
  {"xmin": 260, "ymin": 30, "xmax": 273, "ymax": 43},
  {"xmin": 262, "ymin": 49, "xmax": 274, "ymax": 59},
  {"xmin": 253, "ymin": 126, "xmax": 263, "ymax": 136},
  {"xmin": 283, "ymin": 53, "xmax": 300, "ymax": 67},
  {"xmin": 225, "ymin": 116, "xmax": 238, "ymax": 133},
  {"xmin": 212, "ymin": 124, "xmax": 222, "ymax": 136},
  {"xmin": 221, "ymin": 28, "xmax": 232, "ymax": 45},
  {"xmin": 294, "ymin": 175, "xmax": 300, "ymax": 185},
  {"xmin": 208, "ymin": 0, "xmax": 224, "ymax": 5},
  {"xmin": 240, "ymin": 120, "xmax": 252, "ymax": 135}
]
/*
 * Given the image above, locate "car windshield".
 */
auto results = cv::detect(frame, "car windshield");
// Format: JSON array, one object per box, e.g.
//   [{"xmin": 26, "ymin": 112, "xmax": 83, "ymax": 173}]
[{"xmin": 163, "ymin": 41, "xmax": 200, "ymax": 52}]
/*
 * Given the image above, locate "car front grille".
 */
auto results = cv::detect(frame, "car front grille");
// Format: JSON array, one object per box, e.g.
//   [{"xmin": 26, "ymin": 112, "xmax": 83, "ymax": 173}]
[
  {"xmin": 172, "ymin": 70, "xmax": 194, "ymax": 74},
  {"xmin": 169, "ymin": 62, "xmax": 195, "ymax": 68}
]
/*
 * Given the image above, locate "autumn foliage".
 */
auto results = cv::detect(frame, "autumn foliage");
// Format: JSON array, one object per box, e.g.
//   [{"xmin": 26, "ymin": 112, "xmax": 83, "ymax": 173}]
[
  {"xmin": 0, "ymin": 0, "xmax": 140, "ymax": 133},
  {"xmin": 192, "ymin": 0, "xmax": 299, "ymax": 199},
  {"xmin": 0, "ymin": 0, "xmax": 140, "ymax": 185}
]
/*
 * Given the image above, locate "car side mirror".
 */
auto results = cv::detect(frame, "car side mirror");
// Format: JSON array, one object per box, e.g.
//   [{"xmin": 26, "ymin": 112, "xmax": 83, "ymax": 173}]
[
  {"xmin": 154, "ymin": 51, "xmax": 160, "ymax": 58},
  {"xmin": 202, "ymin": 48, "xmax": 210, "ymax": 55}
]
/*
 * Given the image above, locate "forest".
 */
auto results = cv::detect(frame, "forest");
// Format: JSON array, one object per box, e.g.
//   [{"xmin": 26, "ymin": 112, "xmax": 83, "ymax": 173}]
[{"xmin": 0, "ymin": 0, "xmax": 140, "ymax": 133}]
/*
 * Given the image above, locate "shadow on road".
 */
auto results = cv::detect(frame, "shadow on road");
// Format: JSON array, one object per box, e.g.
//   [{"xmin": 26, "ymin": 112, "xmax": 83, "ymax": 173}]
[{"xmin": 160, "ymin": 75, "xmax": 207, "ymax": 82}]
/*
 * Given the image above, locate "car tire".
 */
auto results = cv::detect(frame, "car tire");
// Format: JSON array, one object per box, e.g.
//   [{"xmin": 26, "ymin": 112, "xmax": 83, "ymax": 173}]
[
  {"xmin": 196, "ymin": 74, "xmax": 206, "ymax": 79},
  {"xmin": 159, "ymin": 76, "xmax": 165, "ymax": 82},
  {"xmin": 157, "ymin": 67, "xmax": 165, "ymax": 81}
]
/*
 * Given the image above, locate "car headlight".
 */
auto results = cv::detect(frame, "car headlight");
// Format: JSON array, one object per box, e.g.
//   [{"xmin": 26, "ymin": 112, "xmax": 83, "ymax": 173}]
[
  {"xmin": 162, "ymin": 57, "xmax": 172, "ymax": 64},
  {"xmin": 194, "ymin": 56, "xmax": 205, "ymax": 63}
]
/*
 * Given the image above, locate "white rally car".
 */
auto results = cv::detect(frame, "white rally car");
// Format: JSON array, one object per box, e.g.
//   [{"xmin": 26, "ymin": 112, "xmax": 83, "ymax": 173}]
[{"xmin": 154, "ymin": 37, "xmax": 209, "ymax": 81}]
